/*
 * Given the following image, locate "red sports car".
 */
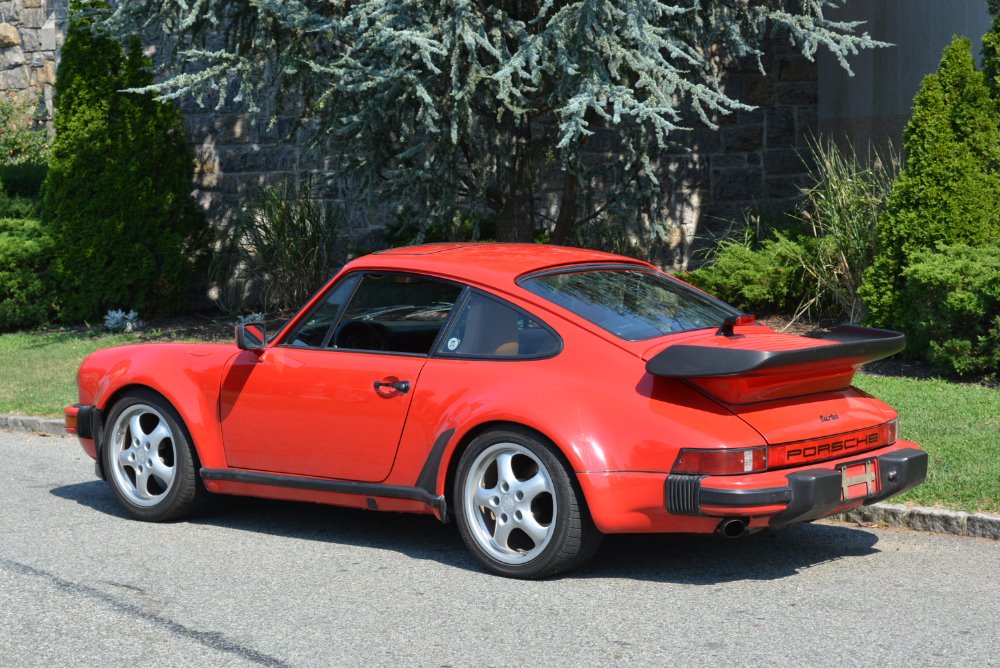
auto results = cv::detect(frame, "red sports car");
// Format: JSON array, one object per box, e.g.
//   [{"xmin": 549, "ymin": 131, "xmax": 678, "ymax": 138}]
[{"xmin": 66, "ymin": 243, "xmax": 926, "ymax": 578}]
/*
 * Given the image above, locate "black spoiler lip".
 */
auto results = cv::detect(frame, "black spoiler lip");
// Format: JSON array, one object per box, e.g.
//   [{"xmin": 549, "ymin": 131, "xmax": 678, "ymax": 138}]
[{"xmin": 645, "ymin": 325, "xmax": 906, "ymax": 378}]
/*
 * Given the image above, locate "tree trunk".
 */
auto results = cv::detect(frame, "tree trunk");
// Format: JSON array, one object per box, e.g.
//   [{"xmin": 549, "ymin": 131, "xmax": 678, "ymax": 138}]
[
  {"xmin": 550, "ymin": 169, "xmax": 578, "ymax": 245},
  {"xmin": 496, "ymin": 116, "xmax": 535, "ymax": 242}
]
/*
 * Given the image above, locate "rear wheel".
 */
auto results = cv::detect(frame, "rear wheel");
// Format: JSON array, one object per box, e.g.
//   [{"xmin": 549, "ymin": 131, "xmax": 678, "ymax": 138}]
[
  {"xmin": 102, "ymin": 390, "xmax": 207, "ymax": 521},
  {"xmin": 454, "ymin": 428, "xmax": 602, "ymax": 578}
]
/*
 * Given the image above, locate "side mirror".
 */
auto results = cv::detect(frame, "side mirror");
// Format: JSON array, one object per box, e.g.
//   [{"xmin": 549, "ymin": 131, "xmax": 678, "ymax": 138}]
[{"xmin": 236, "ymin": 322, "xmax": 266, "ymax": 351}]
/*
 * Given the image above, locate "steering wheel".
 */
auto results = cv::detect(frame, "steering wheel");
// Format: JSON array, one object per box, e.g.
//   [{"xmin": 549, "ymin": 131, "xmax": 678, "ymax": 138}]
[{"xmin": 334, "ymin": 321, "xmax": 388, "ymax": 351}]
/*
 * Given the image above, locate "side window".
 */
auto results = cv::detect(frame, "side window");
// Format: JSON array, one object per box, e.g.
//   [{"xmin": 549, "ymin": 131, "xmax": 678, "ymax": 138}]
[
  {"xmin": 437, "ymin": 292, "xmax": 560, "ymax": 359},
  {"xmin": 332, "ymin": 273, "xmax": 463, "ymax": 354},
  {"xmin": 284, "ymin": 274, "xmax": 361, "ymax": 348}
]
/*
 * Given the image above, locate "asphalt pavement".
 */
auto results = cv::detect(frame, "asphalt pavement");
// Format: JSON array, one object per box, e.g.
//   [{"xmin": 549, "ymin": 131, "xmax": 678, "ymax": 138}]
[{"xmin": 2, "ymin": 429, "xmax": 998, "ymax": 667}]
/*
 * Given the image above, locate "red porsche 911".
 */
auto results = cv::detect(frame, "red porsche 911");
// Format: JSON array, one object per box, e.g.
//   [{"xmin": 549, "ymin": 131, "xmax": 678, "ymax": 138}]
[{"xmin": 66, "ymin": 244, "xmax": 926, "ymax": 578}]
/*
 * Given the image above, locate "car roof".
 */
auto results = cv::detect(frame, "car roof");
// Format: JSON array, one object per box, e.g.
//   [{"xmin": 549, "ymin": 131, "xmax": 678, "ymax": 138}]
[{"xmin": 350, "ymin": 243, "xmax": 648, "ymax": 286}]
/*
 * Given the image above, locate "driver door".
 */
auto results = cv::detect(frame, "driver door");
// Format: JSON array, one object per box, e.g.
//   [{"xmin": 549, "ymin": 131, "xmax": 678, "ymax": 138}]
[{"xmin": 219, "ymin": 272, "xmax": 463, "ymax": 482}]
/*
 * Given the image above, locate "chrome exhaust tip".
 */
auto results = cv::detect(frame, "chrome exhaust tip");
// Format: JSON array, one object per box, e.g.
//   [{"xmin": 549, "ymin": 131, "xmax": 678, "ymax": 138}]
[{"xmin": 718, "ymin": 518, "xmax": 748, "ymax": 538}]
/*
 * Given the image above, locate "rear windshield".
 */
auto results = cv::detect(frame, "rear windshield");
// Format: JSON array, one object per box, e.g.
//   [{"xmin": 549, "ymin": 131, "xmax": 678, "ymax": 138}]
[{"xmin": 520, "ymin": 266, "xmax": 740, "ymax": 341}]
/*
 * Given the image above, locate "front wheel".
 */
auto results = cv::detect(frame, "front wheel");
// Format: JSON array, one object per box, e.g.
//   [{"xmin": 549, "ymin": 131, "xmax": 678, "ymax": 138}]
[
  {"xmin": 453, "ymin": 428, "xmax": 602, "ymax": 578},
  {"xmin": 102, "ymin": 390, "xmax": 207, "ymax": 522}
]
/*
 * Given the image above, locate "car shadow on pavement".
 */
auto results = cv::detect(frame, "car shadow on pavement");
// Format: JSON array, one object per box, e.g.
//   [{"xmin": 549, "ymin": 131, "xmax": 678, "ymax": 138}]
[
  {"xmin": 50, "ymin": 481, "xmax": 880, "ymax": 584},
  {"xmin": 50, "ymin": 480, "xmax": 133, "ymax": 519},
  {"xmin": 585, "ymin": 525, "xmax": 880, "ymax": 583}
]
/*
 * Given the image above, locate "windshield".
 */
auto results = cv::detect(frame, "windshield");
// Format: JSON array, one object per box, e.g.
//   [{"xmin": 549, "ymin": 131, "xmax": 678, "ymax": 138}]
[{"xmin": 520, "ymin": 266, "xmax": 740, "ymax": 341}]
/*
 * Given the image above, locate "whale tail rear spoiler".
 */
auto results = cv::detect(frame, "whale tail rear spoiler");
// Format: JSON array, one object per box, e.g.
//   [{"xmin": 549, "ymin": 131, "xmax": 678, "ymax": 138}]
[{"xmin": 645, "ymin": 326, "xmax": 906, "ymax": 404}]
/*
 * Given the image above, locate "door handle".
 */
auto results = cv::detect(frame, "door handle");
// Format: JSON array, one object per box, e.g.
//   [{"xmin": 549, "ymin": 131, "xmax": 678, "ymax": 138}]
[{"xmin": 373, "ymin": 379, "xmax": 411, "ymax": 393}]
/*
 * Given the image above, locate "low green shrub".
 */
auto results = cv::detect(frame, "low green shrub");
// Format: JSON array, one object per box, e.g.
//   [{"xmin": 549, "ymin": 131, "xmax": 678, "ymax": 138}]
[
  {"xmin": 898, "ymin": 244, "xmax": 1000, "ymax": 378},
  {"xmin": 0, "ymin": 194, "xmax": 40, "ymax": 219},
  {"xmin": 683, "ymin": 230, "xmax": 808, "ymax": 315},
  {"xmin": 0, "ymin": 218, "xmax": 53, "ymax": 331},
  {"xmin": 0, "ymin": 163, "xmax": 48, "ymax": 198},
  {"xmin": 385, "ymin": 211, "xmax": 497, "ymax": 246},
  {"xmin": 0, "ymin": 93, "xmax": 49, "ymax": 167}
]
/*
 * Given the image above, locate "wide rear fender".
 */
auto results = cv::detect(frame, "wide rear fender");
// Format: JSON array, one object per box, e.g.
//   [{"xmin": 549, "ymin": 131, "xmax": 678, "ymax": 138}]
[{"xmin": 390, "ymin": 334, "xmax": 764, "ymax": 495}]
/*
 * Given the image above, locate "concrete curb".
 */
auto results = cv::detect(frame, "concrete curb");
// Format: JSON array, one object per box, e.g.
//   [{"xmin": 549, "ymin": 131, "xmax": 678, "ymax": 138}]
[
  {"xmin": 832, "ymin": 503, "xmax": 1000, "ymax": 541},
  {"xmin": 2, "ymin": 412, "xmax": 998, "ymax": 540},
  {"xmin": 0, "ymin": 414, "xmax": 67, "ymax": 436}
]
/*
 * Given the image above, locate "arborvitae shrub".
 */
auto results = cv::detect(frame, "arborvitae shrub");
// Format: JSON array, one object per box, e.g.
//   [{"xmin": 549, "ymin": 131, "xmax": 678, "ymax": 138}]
[
  {"xmin": 861, "ymin": 37, "xmax": 1000, "ymax": 328},
  {"xmin": 42, "ymin": 1, "xmax": 204, "ymax": 322},
  {"xmin": 0, "ymin": 218, "xmax": 53, "ymax": 331},
  {"xmin": 899, "ymin": 244, "xmax": 1000, "ymax": 378}
]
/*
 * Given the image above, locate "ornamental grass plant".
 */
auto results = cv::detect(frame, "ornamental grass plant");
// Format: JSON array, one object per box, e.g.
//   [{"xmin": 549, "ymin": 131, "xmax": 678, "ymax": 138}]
[{"xmin": 210, "ymin": 175, "xmax": 351, "ymax": 314}]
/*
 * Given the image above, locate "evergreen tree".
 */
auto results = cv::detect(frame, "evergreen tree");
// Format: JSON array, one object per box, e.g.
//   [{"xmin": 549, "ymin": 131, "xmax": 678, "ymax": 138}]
[
  {"xmin": 984, "ymin": 0, "xmax": 1000, "ymax": 93},
  {"xmin": 860, "ymin": 37, "xmax": 1000, "ymax": 327},
  {"xmin": 42, "ymin": 1, "xmax": 205, "ymax": 321},
  {"xmin": 103, "ymin": 1, "xmax": 883, "ymax": 244}
]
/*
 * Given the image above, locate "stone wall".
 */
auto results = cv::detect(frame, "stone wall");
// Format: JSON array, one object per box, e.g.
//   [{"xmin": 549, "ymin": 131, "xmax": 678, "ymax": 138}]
[
  {"xmin": 666, "ymin": 36, "xmax": 819, "ymax": 268},
  {"xmin": 0, "ymin": 0, "xmax": 61, "ymax": 123},
  {"xmin": 184, "ymin": 111, "xmax": 307, "ymax": 226},
  {"xmin": 818, "ymin": 0, "xmax": 992, "ymax": 158}
]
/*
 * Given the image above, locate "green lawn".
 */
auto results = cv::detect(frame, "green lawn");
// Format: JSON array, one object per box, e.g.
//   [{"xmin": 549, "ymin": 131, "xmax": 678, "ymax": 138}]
[
  {"xmin": 853, "ymin": 374, "xmax": 999, "ymax": 514},
  {"xmin": 0, "ymin": 330, "xmax": 158, "ymax": 418},
  {"xmin": 0, "ymin": 329, "xmax": 996, "ymax": 513}
]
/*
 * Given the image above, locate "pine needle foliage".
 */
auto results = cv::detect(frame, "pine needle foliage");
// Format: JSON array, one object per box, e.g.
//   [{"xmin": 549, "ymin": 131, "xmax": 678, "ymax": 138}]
[
  {"xmin": 42, "ymin": 1, "xmax": 206, "ymax": 322},
  {"xmin": 101, "ymin": 1, "xmax": 885, "ymax": 243}
]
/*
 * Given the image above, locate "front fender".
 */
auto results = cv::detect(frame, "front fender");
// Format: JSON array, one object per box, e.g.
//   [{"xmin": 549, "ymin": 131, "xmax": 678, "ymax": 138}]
[{"xmin": 78, "ymin": 343, "xmax": 238, "ymax": 469}]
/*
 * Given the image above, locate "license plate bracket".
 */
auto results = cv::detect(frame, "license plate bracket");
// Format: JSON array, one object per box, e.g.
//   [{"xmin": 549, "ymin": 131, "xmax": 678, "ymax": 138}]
[{"xmin": 838, "ymin": 459, "xmax": 878, "ymax": 501}]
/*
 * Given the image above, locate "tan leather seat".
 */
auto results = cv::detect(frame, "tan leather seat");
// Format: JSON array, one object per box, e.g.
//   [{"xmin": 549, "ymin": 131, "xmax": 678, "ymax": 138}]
[{"xmin": 460, "ymin": 298, "xmax": 519, "ymax": 356}]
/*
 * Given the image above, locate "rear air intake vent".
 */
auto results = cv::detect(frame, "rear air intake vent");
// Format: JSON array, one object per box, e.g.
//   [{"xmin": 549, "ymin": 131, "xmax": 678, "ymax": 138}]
[{"xmin": 666, "ymin": 474, "xmax": 704, "ymax": 515}]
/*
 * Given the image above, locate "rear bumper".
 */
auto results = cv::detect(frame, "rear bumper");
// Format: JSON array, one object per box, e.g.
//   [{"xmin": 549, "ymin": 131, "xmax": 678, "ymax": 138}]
[
  {"xmin": 669, "ymin": 444, "xmax": 927, "ymax": 528},
  {"xmin": 578, "ymin": 440, "xmax": 926, "ymax": 534}
]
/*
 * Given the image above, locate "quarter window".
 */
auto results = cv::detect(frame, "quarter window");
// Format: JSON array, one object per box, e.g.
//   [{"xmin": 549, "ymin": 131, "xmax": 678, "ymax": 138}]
[{"xmin": 437, "ymin": 293, "xmax": 560, "ymax": 359}]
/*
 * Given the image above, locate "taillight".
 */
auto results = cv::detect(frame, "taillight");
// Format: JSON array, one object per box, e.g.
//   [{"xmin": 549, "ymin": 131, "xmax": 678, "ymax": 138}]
[
  {"xmin": 672, "ymin": 447, "xmax": 767, "ymax": 475},
  {"xmin": 886, "ymin": 417, "xmax": 898, "ymax": 444}
]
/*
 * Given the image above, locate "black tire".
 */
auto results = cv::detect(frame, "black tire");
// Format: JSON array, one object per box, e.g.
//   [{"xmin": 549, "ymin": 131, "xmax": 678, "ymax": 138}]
[
  {"xmin": 453, "ymin": 427, "xmax": 602, "ymax": 578},
  {"xmin": 101, "ymin": 389, "xmax": 208, "ymax": 522}
]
